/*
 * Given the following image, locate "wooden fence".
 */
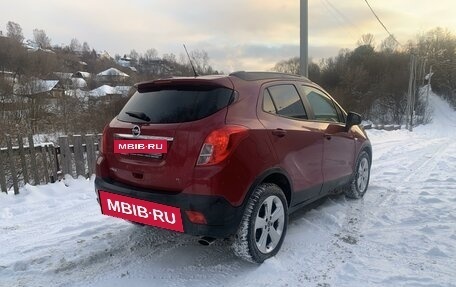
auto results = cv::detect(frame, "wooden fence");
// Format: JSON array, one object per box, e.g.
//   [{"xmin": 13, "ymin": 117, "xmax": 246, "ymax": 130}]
[
  {"xmin": 0, "ymin": 134, "xmax": 101, "ymax": 194},
  {"xmin": 362, "ymin": 124, "xmax": 402, "ymax": 130}
]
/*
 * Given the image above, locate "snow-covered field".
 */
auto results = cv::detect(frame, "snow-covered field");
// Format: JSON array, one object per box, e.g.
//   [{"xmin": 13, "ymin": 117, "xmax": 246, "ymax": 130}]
[{"xmin": 1, "ymin": 93, "xmax": 455, "ymax": 287}]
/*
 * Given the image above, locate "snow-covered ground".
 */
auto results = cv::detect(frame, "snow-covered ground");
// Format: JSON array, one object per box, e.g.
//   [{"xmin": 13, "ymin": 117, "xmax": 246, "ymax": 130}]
[{"xmin": 1, "ymin": 93, "xmax": 455, "ymax": 287}]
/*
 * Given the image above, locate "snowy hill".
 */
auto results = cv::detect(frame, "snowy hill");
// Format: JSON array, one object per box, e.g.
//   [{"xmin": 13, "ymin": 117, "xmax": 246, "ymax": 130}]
[
  {"xmin": 1, "ymin": 93, "xmax": 455, "ymax": 287},
  {"xmin": 415, "ymin": 92, "xmax": 456, "ymax": 137}
]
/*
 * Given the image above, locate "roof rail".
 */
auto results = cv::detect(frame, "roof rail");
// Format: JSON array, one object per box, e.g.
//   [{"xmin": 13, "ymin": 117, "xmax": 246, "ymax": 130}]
[{"xmin": 229, "ymin": 71, "xmax": 310, "ymax": 82}]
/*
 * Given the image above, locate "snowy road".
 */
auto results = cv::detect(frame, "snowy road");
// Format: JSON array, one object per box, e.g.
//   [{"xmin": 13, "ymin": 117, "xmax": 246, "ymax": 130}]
[{"xmin": 1, "ymin": 94, "xmax": 456, "ymax": 287}]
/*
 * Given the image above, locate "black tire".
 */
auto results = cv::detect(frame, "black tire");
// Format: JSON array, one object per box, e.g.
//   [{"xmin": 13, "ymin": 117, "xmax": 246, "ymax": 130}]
[
  {"xmin": 231, "ymin": 183, "xmax": 288, "ymax": 263},
  {"xmin": 345, "ymin": 151, "xmax": 371, "ymax": 199}
]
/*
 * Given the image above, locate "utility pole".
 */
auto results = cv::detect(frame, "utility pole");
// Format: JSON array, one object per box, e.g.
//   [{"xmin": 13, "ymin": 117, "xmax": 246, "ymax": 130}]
[
  {"xmin": 406, "ymin": 54, "xmax": 416, "ymax": 131},
  {"xmin": 426, "ymin": 65, "xmax": 433, "ymax": 118},
  {"xmin": 300, "ymin": 0, "xmax": 308, "ymax": 77},
  {"xmin": 410, "ymin": 56, "xmax": 417, "ymax": 130}
]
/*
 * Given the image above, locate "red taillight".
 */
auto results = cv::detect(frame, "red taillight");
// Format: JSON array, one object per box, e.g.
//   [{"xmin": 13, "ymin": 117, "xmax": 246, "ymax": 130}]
[
  {"xmin": 185, "ymin": 210, "xmax": 207, "ymax": 224},
  {"xmin": 99, "ymin": 125, "xmax": 109, "ymax": 154},
  {"xmin": 196, "ymin": 125, "xmax": 248, "ymax": 166},
  {"xmin": 96, "ymin": 125, "xmax": 111, "ymax": 178}
]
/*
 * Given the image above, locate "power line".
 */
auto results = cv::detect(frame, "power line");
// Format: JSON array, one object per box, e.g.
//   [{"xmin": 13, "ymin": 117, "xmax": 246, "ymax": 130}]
[
  {"xmin": 363, "ymin": 0, "xmax": 402, "ymax": 46},
  {"xmin": 319, "ymin": 0, "xmax": 361, "ymax": 39},
  {"xmin": 324, "ymin": 0, "xmax": 358, "ymax": 30}
]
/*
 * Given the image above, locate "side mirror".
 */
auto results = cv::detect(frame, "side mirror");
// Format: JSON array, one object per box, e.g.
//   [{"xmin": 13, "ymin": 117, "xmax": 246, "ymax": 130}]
[{"xmin": 346, "ymin": 112, "xmax": 362, "ymax": 130}]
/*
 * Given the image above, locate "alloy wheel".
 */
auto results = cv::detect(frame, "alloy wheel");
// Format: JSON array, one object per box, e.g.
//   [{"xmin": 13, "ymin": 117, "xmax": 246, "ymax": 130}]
[
  {"xmin": 254, "ymin": 195, "xmax": 285, "ymax": 254},
  {"xmin": 357, "ymin": 157, "xmax": 369, "ymax": 192}
]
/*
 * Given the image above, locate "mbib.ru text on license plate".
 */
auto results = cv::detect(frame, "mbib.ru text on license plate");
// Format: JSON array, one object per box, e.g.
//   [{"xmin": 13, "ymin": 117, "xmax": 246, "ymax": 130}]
[{"xmin": 99, "ymin": 191, "xmax": 184, "ymax": 232}]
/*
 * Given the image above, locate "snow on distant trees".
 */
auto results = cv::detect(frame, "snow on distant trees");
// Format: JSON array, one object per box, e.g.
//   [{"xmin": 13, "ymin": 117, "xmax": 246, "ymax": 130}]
[
  {"xmin": 33, "ymin": 29, "xmax": 51, "ymax": 49},
  {"xmin": 6, "ymin": 21, "xmax": 24, "ymax": 43}
]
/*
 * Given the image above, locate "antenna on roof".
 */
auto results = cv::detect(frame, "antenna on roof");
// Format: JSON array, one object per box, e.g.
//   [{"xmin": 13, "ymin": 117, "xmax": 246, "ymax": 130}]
[{"xmin": 183, "ymin": 44, "xmax": 199, "ymax": 77}]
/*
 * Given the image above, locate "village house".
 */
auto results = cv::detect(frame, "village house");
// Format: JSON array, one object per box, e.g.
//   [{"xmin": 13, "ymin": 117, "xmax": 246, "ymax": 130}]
[{"xmin": 96, "ymin": 67, "xmax": 130, "ymax": 85}]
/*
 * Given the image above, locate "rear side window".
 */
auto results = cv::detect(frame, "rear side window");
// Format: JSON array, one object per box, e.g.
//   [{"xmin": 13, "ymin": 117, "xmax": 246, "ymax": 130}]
[
  {"xmin": 117, "ymin": 86, "xmax": 233, "ymax": 123},
  {"xmin": 266, "ymin": 85, "xmax": 307, "ymax": 119},
  {"xmin": 304, "ymin": 88, "xmax": 339, "ymax": 122},
  {"xmin": 263, "ymin": 90, "xmax": 276, "ymax": 114}
]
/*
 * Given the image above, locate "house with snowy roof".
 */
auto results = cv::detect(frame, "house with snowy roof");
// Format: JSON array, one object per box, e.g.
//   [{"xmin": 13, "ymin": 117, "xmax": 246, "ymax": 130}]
[
  {"xmin": 53, "ymin": 72, "xmax": 88, "ymax": 90},
  {"xmin": 88, "ymin": 84, "xmax": 132, "ymax": 103},
  {"xmin": 97, "ymin": 50, "xmax": 112, "ymax": 59},
  {"xmin": 14, "ymin": 79, "xmax": 64, "ymax": 98},
  {"xmin": 117, "ymin": 56, "xmax": 133, "ymax": 68},
  {"xmin": 73, "ymin": 71, "xmax": 91, "ymax": 79},
  {"xmin": 96, "ymin": 67, "xmax": 130, "ymax": 85},
  {"xmin": 53, "ymin": 72, "xmax": 73, "ymax": 80},
  {"xmin": 71, "ymin": 78, "xmax": 87, "ymax": 89},
  {"xmin": 65, "ymin": 88, "xmax": 88, "ymax": 100},
  {"xmin": 11, "ymin": 79, "xmax": 66, "ymax": 118}
]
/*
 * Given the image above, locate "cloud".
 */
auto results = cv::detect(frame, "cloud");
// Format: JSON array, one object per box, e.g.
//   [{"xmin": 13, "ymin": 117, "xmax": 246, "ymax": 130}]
[
  {"xmin": 205, "ymin": 44, "xmax": 300, "ymax": 72},
  {"xmin": 2, "ymin": 0, "xmax": 456, "ymax": 72},
  {"xmin": 199, "ymin": 43, "xmax": 343, "ymax": 73}
]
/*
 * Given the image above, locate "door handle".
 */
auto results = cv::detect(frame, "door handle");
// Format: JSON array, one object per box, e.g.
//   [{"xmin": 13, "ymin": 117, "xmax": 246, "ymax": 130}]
[
  {"xmin": 324, "ymin": 134, "xmax": 332, "ymax": 140},
  {"xmin": 272, "ymin": 128, "xmax": 287, "ymax": 137}
]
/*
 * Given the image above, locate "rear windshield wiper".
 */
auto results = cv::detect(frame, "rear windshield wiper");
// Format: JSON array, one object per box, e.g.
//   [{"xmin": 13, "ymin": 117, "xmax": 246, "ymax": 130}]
[{"xmin": 125, "ymin": 111, "xmax": 151, "ymax": 122}]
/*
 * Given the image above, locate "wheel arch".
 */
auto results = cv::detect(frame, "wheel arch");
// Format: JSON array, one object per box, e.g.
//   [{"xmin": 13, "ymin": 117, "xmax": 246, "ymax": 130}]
[
  {"xmin": 361, "ymin": 142, "xmax": 373, "ymax": 163},
  {"xmin": 356, "ymin": 139, "xmax": 372, "ymax": 165},
  {"xmin": 244, "ymin": 168, "xmax": 293, "ymax": 208}
]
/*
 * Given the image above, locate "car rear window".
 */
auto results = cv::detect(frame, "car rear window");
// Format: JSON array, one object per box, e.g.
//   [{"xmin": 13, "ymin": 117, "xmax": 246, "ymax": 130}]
[{"xmin": 117, "ymin": 85, "xmax": 233, "ymax": 123}]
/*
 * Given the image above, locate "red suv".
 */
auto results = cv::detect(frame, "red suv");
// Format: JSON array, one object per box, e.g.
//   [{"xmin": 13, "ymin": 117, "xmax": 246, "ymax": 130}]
[{"xmin": 95, "ymin": 71, "xmax": 371, "ymax": 263}]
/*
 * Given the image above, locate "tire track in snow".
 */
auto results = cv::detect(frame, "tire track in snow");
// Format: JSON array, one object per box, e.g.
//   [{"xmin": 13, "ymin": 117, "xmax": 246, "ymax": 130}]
[
  {"xmin": 403, "ymin": 140, "xmax": 450, "ymax": 183},
  {"xmin": 311, "ymin": 120, "xmax": 456, "ymax": 285},
  {"xmin": 340, "ymin": 120, "xmax": 456, "ymax": 286}
]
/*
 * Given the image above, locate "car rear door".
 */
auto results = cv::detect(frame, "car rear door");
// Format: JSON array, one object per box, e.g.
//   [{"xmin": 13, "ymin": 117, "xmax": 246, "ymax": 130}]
[{"xmin": 257, "ymin": 83, "xmax": 324, "ymax": 204}]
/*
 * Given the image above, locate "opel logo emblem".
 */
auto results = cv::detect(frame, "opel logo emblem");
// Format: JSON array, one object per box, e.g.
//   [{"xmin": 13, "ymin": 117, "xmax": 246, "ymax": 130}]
[{"xmin": 132, "ymin": 125, "xmax": 141, "ymax": 137}]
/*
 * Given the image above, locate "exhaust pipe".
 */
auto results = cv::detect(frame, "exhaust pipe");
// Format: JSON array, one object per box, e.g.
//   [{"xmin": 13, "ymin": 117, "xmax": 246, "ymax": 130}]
[{"xmin": 198, "ymin": 236, "xmax": 216, "ymax": 246}]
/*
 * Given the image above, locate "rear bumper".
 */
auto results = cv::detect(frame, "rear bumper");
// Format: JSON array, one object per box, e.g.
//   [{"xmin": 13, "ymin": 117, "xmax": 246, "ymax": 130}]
[{"xmin": 94, "ymin": 177, "xmax": 244, "ymax": 238}]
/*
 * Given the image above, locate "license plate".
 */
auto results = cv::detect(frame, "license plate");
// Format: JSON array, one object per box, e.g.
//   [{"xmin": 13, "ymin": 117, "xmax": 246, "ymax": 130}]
[
  {"xmin": 113, "ymin": 140, "xmax": 167, "ymax": 154},
  {"xmin": 99, "ymin": 190, "xmax": 184, "ymax": 232}
]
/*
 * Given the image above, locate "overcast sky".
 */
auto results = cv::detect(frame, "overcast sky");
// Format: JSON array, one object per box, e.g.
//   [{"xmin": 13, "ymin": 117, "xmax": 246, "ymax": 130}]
[{"xmin": 1, "ymin": 0, "xmax": 456, "ymax": 73}]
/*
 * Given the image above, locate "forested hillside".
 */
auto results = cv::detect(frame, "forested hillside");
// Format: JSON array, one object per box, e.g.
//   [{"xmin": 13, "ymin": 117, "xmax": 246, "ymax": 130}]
[{"xmin": 273, "ymin": 28, "xmax": 456, "ymax": 124}]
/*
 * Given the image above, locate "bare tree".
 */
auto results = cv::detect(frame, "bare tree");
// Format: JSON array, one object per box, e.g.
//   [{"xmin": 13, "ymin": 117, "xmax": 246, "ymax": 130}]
[
  {"xmin": 380, "ymin": 35, "xmax": 398, "ymax": 53},
  {"xmin": 129, "ymin": 49, "xmax": 140, "ymax": 62},
  {"xmin": 0, "ymin": 36, "xmax": 28, "ymax": 76},
  {"xmin": 357, "ymin": 33, "xmax": 375, "ymax": 47},
  {"xmin": 272, "ymin": 57, "xmax": 320, "ymax": 82},
  {"xmin": 414, "ymin": 27, "xmax": 456, "ymax": 107},
  {"xmin": 6, "ymin": 21, "xmax": 24, "ymax": 43},
  {"xmin": 33, "ymin": 29, "xmax": 51, "ymax": 49},
  {"xmin": 82, "ymin": 42, "xmax": 90, "ymax": 53},
  {"xmin": 69, "ymin": 38, "xmax": 82, "ymax": 53},
  {"xmin": 163, "ymin": 53, "xmax": 177, "ymax": 63},
  {"xmin": 273, "ymin": 57, "xmax": 300, "ymax": 74},
  {"xmin": 144, "ymin": 48, "xmax": 158, "ymax": 61},
  {"xmin": 190, "ymin": 49, "xmax": 212, "ymax": 75}
]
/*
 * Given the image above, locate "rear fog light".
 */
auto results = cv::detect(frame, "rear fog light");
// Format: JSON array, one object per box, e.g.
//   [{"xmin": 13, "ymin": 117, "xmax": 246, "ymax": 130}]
[{"xmin": 185, "ymin": 211, "xmax": 207, "ymax": 224}]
